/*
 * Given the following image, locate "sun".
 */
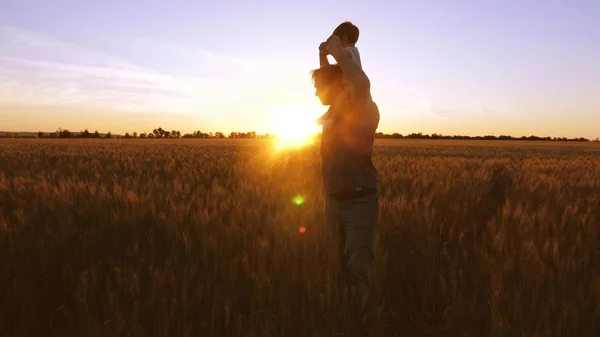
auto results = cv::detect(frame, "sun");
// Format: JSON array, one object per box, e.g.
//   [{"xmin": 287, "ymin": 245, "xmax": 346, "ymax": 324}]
[{"xmin": 267, "ymin": 105, "xmax": 322, "ymax": 150}]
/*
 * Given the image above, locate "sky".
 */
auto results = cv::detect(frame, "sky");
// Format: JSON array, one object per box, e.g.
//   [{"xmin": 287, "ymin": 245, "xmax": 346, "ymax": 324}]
[{"xmin": 1, "ymin": 0, "xmax": 599, "ymax": 138}]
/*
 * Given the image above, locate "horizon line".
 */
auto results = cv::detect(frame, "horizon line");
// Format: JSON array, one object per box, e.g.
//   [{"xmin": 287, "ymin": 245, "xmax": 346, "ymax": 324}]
[{"xmin": 1, "ymin": 129, "xmax": 597, "ymax": 142}]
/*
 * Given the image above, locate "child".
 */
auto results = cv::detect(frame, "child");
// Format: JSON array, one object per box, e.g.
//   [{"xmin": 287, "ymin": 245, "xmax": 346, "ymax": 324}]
[
  {"xmin": 333, "ymin": 21, "xmax": 362, "ymax": 70},
  {"xmin": 317, "ymin": 21, "xmax": 362, "ymax": 127}
]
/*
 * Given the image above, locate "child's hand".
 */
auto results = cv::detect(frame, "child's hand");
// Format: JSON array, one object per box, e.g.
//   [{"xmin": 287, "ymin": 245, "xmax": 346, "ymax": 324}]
[{"xmin": 325, "ymin": 35, "xmax": 344, "ymax": 57}]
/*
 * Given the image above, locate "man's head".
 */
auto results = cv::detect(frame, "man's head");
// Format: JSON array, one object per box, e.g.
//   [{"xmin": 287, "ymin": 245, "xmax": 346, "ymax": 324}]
[
  {"xmin": 332, "ymin": 21, "xmax": 359, "ymax": 46},
  {"xmin": 311, "ymin": 64, "xmax": 344, "ymax": 105}
]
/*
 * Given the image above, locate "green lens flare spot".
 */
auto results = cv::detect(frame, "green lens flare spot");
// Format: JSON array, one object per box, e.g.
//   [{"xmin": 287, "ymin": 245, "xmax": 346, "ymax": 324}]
[{"xmin": 292, "ymin": 195, "xmax": 305, "ymax": 205}]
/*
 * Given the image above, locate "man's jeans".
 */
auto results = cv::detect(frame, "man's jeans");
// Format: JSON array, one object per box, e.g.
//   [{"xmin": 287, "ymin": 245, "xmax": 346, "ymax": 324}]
[{"xmin": 324, "ymin": 190, "xmax": 379, "ymax": 327}]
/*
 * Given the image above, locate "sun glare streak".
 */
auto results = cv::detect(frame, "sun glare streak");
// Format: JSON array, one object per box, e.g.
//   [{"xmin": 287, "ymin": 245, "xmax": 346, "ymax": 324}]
[{"xmin": 268, "ymin": 105, "xmax": 322, "ymax": 151}]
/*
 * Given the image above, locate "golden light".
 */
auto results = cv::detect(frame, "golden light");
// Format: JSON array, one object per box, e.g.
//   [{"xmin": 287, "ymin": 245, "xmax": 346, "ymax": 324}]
[{"xmin": 267, "ymin": 105, "xmax": 322, "ymax": 150}]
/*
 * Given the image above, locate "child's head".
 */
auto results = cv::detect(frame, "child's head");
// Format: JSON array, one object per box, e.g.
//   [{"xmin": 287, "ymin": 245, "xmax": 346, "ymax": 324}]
[{"xmin": 332, "ymin": 21, "xmax": 359, "ymax": 47}]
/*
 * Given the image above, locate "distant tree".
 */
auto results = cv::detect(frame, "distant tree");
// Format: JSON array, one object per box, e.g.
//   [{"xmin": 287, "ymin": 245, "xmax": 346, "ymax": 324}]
[
  {"xmin": 185, "ymin": 130, "xmax": 211, "ymax": 138},
  {"xmin": 93, "ymin": 130, "xmax": 101, "ymax": 138},
  {"xmin": 58, "ymin": 128, "xmax": 71, "ymax": 138},
  {"xmin": 104, "ymin": 132, "xmax": 112, "ymax": 139},
  {"xmin": 139, "ymin": 132, "xmax": 147, "ymax": 138},
  {"xmin": 132, "ymin": 132, "xmax": 138, "ymax": 138},
  {"xmin": 153, "ymin": 127, "xmax": 165, "ymax": 138},
  {"xmin": 124, "ymin": 132, "xmax": 131, "ymax": 139},
  {"xmin": 37, "ymin": 131, "xmax": 45, "ymax": 138},
  {"xmin": 81, "ymin": 129, "xmax": 91, "ymax": 138}
]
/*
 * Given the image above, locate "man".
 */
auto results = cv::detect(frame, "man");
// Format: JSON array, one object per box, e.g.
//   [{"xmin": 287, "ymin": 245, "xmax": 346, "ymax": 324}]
[{"xmin": 312, "ymin": 35, "xmax": 380, "ymax": 333}]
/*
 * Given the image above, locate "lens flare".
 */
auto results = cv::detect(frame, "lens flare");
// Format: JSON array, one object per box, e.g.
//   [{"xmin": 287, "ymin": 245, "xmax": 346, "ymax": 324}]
[{"xmin": 292, "ymin": 195, "xmax": 305, "ymax": 205}]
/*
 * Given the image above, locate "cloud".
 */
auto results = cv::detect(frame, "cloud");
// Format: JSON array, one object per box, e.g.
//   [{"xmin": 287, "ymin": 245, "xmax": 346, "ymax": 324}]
[
  {"xmin": 0, "ymin": 25, "xmax": 203, "ymax": 112},
  {"xmin": 0, "ymin": 25, "xmax": 309, "ymax": 117},
  {"xmin": 376, "ymin": 86, "xmax": 444, "ymax": 121},
  {"xmin": 375, "ymin": 83, "xmax": 506, "ymax": 124}
]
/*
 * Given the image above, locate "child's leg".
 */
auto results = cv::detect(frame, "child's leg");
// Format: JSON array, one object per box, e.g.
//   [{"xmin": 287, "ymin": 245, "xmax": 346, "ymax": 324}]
[{"xmin": 317, "ymin": 108, "xmax": 334, "ymax": 126}]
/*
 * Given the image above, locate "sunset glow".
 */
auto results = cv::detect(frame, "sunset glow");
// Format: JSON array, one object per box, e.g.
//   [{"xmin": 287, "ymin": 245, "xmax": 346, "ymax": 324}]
[
  {"xmin": 1, "ymin": 2, "xmax": 599, "ymax": 139},
  {"xmin": 268, "ymin": 105, "xmax": 322, "ymax": 150}
]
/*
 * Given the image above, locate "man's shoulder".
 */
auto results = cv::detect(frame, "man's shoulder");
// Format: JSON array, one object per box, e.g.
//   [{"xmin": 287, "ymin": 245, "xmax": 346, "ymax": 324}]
[
  {"xmin": 355, "ymin": 93, "xmax": 377, "ymax": 112},
  {"xmin": 365, "ymin": 100, "xmax": 380, "ymax": 126}
]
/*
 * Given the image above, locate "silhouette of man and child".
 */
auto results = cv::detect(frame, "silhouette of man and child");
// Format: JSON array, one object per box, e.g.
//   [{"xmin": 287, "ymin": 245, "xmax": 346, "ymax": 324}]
[{"xmin": 313, "ymin": 21, "xmax": 380, "ymax": 335}]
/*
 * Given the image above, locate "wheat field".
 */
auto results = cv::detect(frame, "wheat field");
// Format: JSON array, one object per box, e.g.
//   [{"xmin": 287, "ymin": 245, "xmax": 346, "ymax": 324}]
[{"xmin": 1, "ymin": 138, "xmax": 599, "ymax": 337}]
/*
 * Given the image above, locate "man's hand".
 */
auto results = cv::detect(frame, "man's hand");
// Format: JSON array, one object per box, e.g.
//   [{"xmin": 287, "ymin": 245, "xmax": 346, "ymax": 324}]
[
  {"xmin": 319, "ymin": 41, "xmax": 329, "ymax": 55},
  {"xmin": 319, "ymin": 38, "xmax": 331, "ymax": 67}
]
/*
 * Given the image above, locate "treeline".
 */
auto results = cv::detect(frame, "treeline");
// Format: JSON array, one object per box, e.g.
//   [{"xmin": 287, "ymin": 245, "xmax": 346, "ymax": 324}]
[
  {"xmin": 375, "ymin": 132, "xmax": 593, "ymax": 142},
  {"xmin": 33, "ymin": 128, "xmax": 276, "ymax": 140},
  {"xmin": 2, "ymin": 127, "xmax": 597, "ymax": 142}
]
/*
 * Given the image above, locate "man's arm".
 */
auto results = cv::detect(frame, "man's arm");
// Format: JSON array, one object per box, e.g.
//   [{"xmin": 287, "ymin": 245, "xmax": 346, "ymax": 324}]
[
  {"xmin": 319, "ymin": 41, "xmax": 330, "ymax": 67},
  {"xmin": 319, "ymin": 53, "xmax": 330, "ymax": 67}
]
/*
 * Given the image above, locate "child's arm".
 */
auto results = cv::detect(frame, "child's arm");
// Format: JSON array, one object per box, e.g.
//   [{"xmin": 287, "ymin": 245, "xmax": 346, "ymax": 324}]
[{"xmin": 326, "ymin": 36, "xmax": 370, "ymax": 96}]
